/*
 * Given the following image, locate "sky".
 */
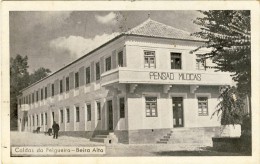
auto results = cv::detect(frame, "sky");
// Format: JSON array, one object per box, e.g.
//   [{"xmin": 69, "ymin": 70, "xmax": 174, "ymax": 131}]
[{"xmin": 10, "ymin": 11, "xmax": 203, "ymax": 73}]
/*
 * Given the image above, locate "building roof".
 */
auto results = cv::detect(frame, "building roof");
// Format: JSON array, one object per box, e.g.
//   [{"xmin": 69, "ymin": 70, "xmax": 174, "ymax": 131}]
[
  {"xmin": 125, "ymin": 18, "xmax": 203, "ymax": 41},
  {"xmin": 20, "ymin": 19, "xmax": 204, "ymax": 93}
]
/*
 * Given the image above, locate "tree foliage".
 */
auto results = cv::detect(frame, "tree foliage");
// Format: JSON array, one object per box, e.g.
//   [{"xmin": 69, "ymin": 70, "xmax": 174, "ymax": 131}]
[
  {"xmin": 10, "ymin": 54, "xmax": 51, "ymax": 130},
  {"xmin": 192, "ymin": 10, "xmax": 251, "ymax": 96},
  {"xmin": 213, "ymin": 86, "xmax": 245, "ymax": 125}
]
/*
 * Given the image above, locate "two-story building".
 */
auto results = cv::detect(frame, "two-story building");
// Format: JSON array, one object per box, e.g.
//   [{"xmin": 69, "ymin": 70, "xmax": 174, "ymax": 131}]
[{"xmin": 17, "ymin": 18, "xmax": 233, "ymax": 144}]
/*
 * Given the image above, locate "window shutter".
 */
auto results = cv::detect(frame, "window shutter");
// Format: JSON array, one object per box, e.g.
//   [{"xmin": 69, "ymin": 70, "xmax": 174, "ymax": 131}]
[
  {"xmin": 111, "ymin": 50, "xmax": 117, "ymax": 69},
  {"xmin": 90, "ymin": 61, "xmax": 94, "ymax": 82},
  {"xmin": 69, "ymin": 72, "xmax": 74, "ymax": 90},
  {"xmin": 100, "ymin": 57, "xmax": 104, "ymax": 74},
  {"xmin": 79, "ymin": 66, "xmax": 84, "ymax": 86}
]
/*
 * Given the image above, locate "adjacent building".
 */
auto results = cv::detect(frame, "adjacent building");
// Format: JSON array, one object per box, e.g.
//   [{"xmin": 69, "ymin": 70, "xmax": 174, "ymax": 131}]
[{"xmin": 17, "ymin": 19, "xmax": 233, "ymax": 144}]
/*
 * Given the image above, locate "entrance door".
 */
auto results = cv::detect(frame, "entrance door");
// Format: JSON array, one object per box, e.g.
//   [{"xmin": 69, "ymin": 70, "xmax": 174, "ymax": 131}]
[
  {"xmin": 172, "ymin": 97, "xmax": 184, "ymax": 127},
  {"xmin": 107, "ymin": 100, "xmax": 113, "ymax": 131}
]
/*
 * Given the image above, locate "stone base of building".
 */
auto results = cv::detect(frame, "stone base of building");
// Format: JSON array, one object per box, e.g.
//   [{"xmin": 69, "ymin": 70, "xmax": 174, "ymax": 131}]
[{"xmin": 58, "ymin": 126, "xmax": 221, "ymax": 145}]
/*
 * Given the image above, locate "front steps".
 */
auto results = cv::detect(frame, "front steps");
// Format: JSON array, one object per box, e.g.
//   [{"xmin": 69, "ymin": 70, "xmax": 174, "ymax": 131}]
[
  {"xmin": 157, "ymin": 127, "xmax": 219, "ymax": 145},
  {"xmin": 90, "ymin": 132, "xmax": 118, "ymax": 144}
]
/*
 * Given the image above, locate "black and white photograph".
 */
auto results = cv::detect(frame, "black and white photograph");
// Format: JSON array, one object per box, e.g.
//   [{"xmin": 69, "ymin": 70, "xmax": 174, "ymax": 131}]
[{"xmin": 1, "ymin": 1, "xmax": 260, "ymax": 163}]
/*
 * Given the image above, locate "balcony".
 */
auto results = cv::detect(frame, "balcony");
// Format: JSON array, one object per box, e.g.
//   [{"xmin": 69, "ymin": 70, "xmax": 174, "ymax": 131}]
[{"xmin": 101, "ymin": 67, "xmax": 233, "ymax": 87}]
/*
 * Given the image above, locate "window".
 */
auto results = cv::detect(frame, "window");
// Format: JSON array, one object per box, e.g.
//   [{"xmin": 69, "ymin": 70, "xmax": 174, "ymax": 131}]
[
  {"xmin": 45, "ymin": 87, "xmax": 47, "ymax": 99},
  {"xmin": 75, "ymin": 72, "xmax": 79, "ymax": 88},
  {"xmin": 29, "ymin": 94, "xmax": 31, "ymax": 104},
  {"xmin": 52, "ymin": 112, "xmax": 54, "ymax": 123},
  {"xmin": 33, "ymin": 116, "xmax": 35, "ymax": 126},
  {"xmin": 144, "ymin": 50, "xmax": 156, "ymax": 68},
  {"xmin": 196, "ymin": 54, "xmax": 206, "ymax": 70},
  {"xmin": 105, "ymin": 56, "xmax": 112, "ymax": 71},
  {"xmin": 145, "ymin": 97, "xmax": 158, "ymax": 117},
  {"xmin": 45, "ymin": 113, "xmax": 47, "ymax": 125},
  {"xmin": 97, "ymin": 102, "xmax": 101, "ymax": 120},
  {"xmin": 60, "ymin": 80, "xmax": 63, "ymax": 93},
  {"xmin": 171, "ymin": 53, "xmax": 182, "ymax": 69},
  {"xmin": 96, "ymin": 62, "xmax": 100, "ymax": 80},
  {"xmin": 51, "ymin": 84, "xmax": 54, "ymax": 97},
  {"xmin": 118, "ymin": 51, "xmax": 123, "ymax": 67},
  {"xmin": 119, "ymin": 97, "xmax": 125, "ymax": 118},
  {"xmin": 32, "ymin": 93, "xmax": 34, "ymax": 103},
  {"xmin": 36, "ymin": 91, "xmax": 39, "ymax": 101},
  {"xmin": 87, "ymin": 104, "xmax": 91, "ymax": 121},
  {"xmin": 76, "ymin": 106, "xmax": 80, "ymax": 122},
  {"xmin": 66, "ymin": 108, "xmax": 70, "ymax": 123},
  {"xmin": 41, "ymin": 113, "xmax": 43, "ymax": 125},
  {"xmin": 66, "ymin": 77, "xmax": 70, "ymax": 91},
  {"xmin": 86, "ymin": 67, "xmax": 90, "ymax": 84},
  {"xmin": 41, "ymin": 88, "xmax": 43, "ymax": 100},
  {"xmin": 19, "ymin": 99, "xmax": 22, "ymax": 107},
  {"xmin": 198, "ymin": 97, "xmax": 208, "ymax": 116},
  {"xmin": 36, "ymin": 115, "xmax": 39, "ymax": 126},
  {"xmin": 60, "ymin": 109, "xmax": 64, "ymax": 123}
]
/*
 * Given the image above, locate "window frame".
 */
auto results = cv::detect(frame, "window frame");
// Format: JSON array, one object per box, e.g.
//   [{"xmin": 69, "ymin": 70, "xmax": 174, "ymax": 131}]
[
  {"xmin": 75, "ymin": 106, "xmax": 80, "ymax": 122},
  {"xmin": 118, "ymin": 50, "xmax": 124, "ymax": 67},
  {"xmin": 144, "ymin": 50, "xmax": 156, "ymax": 68},
  {"xmin": 66, "ymin": 76, "xmax": 70, "ymax": 92},
  {"xmin": 197, "ymin": 97, "xmax": 209, "ymax": 116},
  {"xmin": 85, "ymin": 66, "xmax": 90, "ymax": 84},
  {"xmin": 45, "ymin": 113, "xmax": 47, "ymax": 125},
  {"xmin": 145, "ymin": 97, "xmax": 158, "ymax": 117},
  {"xmin": 171, "ymin": 52, "xmax": 182, "ymax": 69},
  {"xmin": 95, "ymin": 62, "xmax": 100, "ymax": 80},
  {"xmin": 66, "ymin": 107, "xmax": 70, "ymax": 123},
  {"xmin": 119, "ymin": 97, "xmax": 125, "ymax": 118},
  {"xmin": 96, "ymin": 101, "xmax": 101, "ymax": 120},
  {"xmin": 45, "ymin": 87, "xmax": 47, "ymax": 99},
  {"xmin": 87, "ymin": 104, "xmax": 91, "ymax": 121},
  {"xmin": 105, "ymin": 56, "xmax": 112, "ymax": 71},
  {"xmin": 75, "ymin": 72, "xmax": 79, "ymax": 88},
  {"xmin": 196, "ymin": 54, "xmax": 206, "ymax": 70},
  {"xmin": 60, "ymin": 79, "xmax": 63, "ymax": 93},
  {"xmin": 51, "ymin": 83, "xmax": 54, "ymax": 97}
]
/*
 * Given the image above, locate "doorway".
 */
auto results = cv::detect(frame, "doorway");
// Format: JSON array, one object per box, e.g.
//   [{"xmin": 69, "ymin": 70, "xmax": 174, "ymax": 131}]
[{"xmin": 172, "ymin": 97, "xmax": 184, "ymax": 127}]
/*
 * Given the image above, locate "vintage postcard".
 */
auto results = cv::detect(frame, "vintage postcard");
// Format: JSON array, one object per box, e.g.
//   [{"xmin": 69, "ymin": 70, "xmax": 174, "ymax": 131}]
[{"xmin": 1, "ymin": 1, "xmax": 260, "ymax": 164}]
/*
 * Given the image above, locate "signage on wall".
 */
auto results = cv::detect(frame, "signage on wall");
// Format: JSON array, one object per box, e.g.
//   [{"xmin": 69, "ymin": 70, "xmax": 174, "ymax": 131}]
[{"xmin": 149, "ymin": 72, "xmax": 202, "ymax": 81}]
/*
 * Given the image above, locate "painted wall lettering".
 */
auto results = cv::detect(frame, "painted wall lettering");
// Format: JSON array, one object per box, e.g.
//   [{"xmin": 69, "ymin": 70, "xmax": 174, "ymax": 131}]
[{"xmin": 149, "ymin": 72, "xmax": 201, "ymax": 81}]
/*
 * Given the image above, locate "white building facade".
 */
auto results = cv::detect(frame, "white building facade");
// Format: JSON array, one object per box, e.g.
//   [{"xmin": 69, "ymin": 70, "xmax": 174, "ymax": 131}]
[{"xmin": 17, "ymin": 19, "xmax": 233, "ymax": 144}]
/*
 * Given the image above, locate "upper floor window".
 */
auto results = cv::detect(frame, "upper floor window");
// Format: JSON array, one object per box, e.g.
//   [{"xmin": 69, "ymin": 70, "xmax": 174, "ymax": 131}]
[
  {"xmin": 41, "ymin": 88, "xmax": 43, "ymax": 100},
  {"xmin": 118, "ymin": 51, "xmax": 123, "ymax": 67},
  {"xmin": 51, "ymin": 83, "xmax": 54, "ymax": 97},
  {"xmin": 32, "ymin": 93, "xmax": 34, "ymax": 103},
  {"xmin": 66, "ymin": 77, "xmax": 69, "ymax": 91},
  {"xmin": 36, "ymin": 91, "xmax": 39, "ymax": 101},
  {"xmin": 196, "ymin": 54, "xmax": 206, "ymax": 70},
  {"xmin": 75, "ymin": 72, "xmax": 79, "ymax": 88},
  {"xmin": 171, "ymin": 53, "xmax": 182, "ymax": 69},
  {"xmin": 41, "ymin": 113, "xmax": 44, "ymax": 125},
  {"xmin": 145, "ymin": 97, "xmax": 158, "ymax": 117},
  {"xmin": 45, "ymin": 87, "xmax": 47, "ymax": 99},
  {"xmin": 198, "ymin": 97, "xmax": 208, "ymax": 116},
  {"xmin": 60, "ymin": 80, "xmax": 63, "ymax": 93},
  {"xmin": 86, "ymin": 67, "xmax": 90, "ymax": 84},
  {"xmin": 96, "ymin": 62, "xmax": 100, "ymax": 80},
  {"xmin": 105, "ymin": 56, "xmax": 112, "ymax": 71},
  {"xmin": 29, "ymin": 94, "xmax": 31, "ymax": 104},
  {"xmin": 144, "ymin": 50, "xmax": 156, "ymax": 68}
]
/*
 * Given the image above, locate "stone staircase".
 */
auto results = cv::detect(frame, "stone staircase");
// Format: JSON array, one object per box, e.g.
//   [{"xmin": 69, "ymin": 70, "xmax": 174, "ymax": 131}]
[
  {"xmin": 90, "ymin": 132, "xmax": 118, "ymax": 144},
  {"xmin": 157, "ymin": 127, "xmax": 220, "ymax": 145}
]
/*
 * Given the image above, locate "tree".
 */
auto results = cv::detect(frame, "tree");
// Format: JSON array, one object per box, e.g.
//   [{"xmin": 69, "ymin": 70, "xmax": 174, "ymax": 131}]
[
  {"xmin": 10, "ymin": 55, "xmax": 30, "ymax": 130},
  {"xmin": 29, "ymin": 67, "xmax": 51, "ymax": 85},
  {"xmin": 192, "ymin": 10, "xmax": 251, "ymax": 97},
  {"xmin": 10, "ymin": 55, "xmax": 51, "ymax": 130}
]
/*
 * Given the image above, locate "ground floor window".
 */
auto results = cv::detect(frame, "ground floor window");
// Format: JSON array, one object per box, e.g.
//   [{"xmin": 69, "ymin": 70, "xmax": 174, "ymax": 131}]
[
  {"xmin": 60, "ymin": 109, "xmax": 64, "ymax": 123},
  {"xmin": 45, "ymin": 113, "xmax": 47, "ymax": 125},
  {"xmin": 97, "ymin": 102, "xmax": 101, "ymax": 120},
  {"xmin": 66, "ymin": 108, "xmax": 70, "ymax": 123},
  {"xmin": 36, "ymin": 115, "xmax": 39, "ymax": 126},
  {"xmin": 33, "ymin": 116, "xmax": 35, "ymax": 126},
  {"xmin": 76, "ymin": 106, "xmax": 80, "ymax": 122},
  {"xmin": 87, "ymin": 104, "xmax": 91, "ymax": 121},
  {"xmin": 198, "ymin": 97, "xmax": 208, "ymax": 116},
  {"xmin": 145, "ymin": 97, "xmax": 158, "ymax": 117},
  {"xmin": 41, "ymin": 113, "xmax": 43, "ymax": 125},
  {"xmin": 119, "ymin": 97, "xmax": 125, "ymax": 118}
]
